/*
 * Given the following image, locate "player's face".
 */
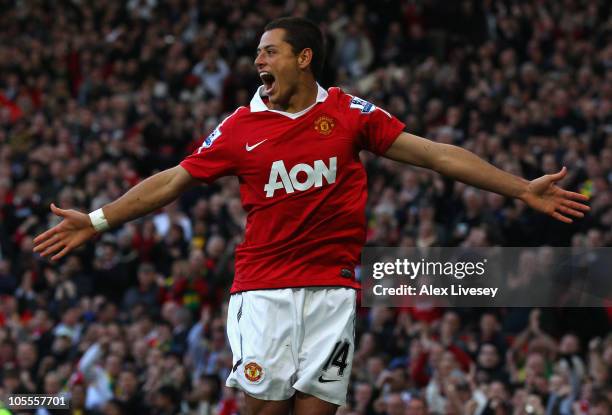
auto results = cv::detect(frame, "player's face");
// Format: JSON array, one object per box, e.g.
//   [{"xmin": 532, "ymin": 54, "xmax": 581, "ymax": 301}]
[{"xmin": 255, "ymin": 29, "xmax": 301, "ymax": 107}]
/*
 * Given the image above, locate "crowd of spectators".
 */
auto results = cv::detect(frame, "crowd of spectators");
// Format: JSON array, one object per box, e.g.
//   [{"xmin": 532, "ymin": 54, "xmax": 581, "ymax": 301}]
[{"xmin": 0, "ymin": 0, "xmax": 611, "ymax": 414}]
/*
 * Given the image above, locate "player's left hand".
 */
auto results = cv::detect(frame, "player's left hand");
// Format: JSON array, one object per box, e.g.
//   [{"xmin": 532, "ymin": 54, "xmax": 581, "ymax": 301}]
[{"xmin": 520, "ymin": 167, "xmax": 590, "ymax": 223}]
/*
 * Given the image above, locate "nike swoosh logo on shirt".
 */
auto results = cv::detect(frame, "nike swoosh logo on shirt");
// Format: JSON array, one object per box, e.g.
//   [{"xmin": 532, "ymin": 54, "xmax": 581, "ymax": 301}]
[
  {"xmin": 318, "ymin": 375, "xmax": 339, "ymax": 383},
  {"xmin": 245, "ymin": 139, "xmax": 268, "ymax": 151}
]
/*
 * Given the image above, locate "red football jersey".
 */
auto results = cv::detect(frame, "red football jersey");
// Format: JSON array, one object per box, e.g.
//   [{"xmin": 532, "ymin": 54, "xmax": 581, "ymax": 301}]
[{"xmin": 180, "ymin": 86, "xmax": 405, "ymax": 293}]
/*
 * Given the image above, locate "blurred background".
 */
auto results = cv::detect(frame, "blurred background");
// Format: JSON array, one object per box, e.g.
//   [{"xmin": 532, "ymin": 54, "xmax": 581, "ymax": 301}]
[{"xmin": 0, "ymin": 0, "xmax": 610, "ymax": 414}]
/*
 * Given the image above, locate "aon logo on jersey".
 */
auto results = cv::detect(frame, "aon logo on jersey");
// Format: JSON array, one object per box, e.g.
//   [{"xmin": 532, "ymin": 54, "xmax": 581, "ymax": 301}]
[{"xmin": 264, "ymin": 157, "xmax": 337, "ymax": 198}]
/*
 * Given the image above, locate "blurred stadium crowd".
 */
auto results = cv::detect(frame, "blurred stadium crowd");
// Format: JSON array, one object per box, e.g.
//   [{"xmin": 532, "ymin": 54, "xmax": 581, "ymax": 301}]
[{"xmin": 0, "ymin": 0, "xmax": 611, "ymax": 414}]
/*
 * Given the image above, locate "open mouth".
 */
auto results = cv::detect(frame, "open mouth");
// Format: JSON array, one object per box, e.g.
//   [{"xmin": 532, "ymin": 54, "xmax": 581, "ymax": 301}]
[{"xmin": 260, "ymin": 72, "xmax": 276, "ymax": 95}]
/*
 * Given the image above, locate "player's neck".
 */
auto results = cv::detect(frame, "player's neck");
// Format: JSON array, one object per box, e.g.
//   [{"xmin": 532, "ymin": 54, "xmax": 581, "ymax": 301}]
[{"xmin": 268, "ymin": 79, "xmax": 318, "ymax": 114}]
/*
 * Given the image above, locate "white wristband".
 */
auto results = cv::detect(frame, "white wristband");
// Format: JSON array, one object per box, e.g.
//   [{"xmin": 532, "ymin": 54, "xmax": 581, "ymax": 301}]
[{"xmin": 89, "ymin": 208, "xmax": 110, "ymax": 233}]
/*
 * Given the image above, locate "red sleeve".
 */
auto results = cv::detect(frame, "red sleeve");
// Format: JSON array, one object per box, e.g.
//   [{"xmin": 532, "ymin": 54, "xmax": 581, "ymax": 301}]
[
  {"xmin": 180, "ymin": 109, "xmax": 241, "ymax": 183},
  {"xmin": 347, "ymin": 95, "xmax": 405, "ymax": 155}
]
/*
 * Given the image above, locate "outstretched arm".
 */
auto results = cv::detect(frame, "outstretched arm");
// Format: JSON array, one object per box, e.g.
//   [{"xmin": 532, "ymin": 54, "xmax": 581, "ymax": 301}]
[
  {"xmin": 33, "ymin": 165, "xmax": 198, "ymax": 260},
  {"xmin": 385, "ymin": 132, "xmax": 590, "ymax": 223}
]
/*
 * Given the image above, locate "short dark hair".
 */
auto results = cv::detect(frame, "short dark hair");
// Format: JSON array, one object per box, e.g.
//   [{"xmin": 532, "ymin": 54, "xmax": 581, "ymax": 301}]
[{"xmin": 264, "ymin": 17, "xmax": 326, "ymax": 79}]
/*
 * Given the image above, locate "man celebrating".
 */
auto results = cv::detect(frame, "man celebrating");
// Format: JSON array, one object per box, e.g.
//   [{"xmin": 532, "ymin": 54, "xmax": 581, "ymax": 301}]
[{"xmin": 34, "ymin": 17, "xmax": 589, "ymax": 415}]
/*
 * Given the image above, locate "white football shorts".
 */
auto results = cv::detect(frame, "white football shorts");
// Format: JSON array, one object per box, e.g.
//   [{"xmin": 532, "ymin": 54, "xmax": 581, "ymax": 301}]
[{"xmin": 225, "ymin": 287, "xmax": 356, "ymax": 406}]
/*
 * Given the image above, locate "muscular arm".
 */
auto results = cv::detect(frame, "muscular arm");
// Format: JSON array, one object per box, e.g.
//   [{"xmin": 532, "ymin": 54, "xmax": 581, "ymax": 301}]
[
  {"xmin": 384, "ymin": 132, "xmax": 589, "ymax": 223},
  {"xmin": 102, "ymin": 165, "xmax": 198, "ymax": 227},
  {"xmin": 385, "ymin": 132, "xmax": 529, "ymax": 198},
  {"xmin": 34, "ymin": 165, "xmax": 199, "ymax": 260}
]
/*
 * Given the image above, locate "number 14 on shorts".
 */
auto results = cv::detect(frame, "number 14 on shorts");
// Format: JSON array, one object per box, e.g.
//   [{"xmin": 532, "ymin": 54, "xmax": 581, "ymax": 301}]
[{"xmin": 319, "ymin": 340, "xmax": 350, "ymax": 383}]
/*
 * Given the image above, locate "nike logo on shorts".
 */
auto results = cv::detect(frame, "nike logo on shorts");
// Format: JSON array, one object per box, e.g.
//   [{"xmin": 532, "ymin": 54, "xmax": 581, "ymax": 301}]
[
  {"xmin": 245, "ymin": 139, "xmax": 268, "ymax": 151},
  {"xmin": 318, "ymin": 375, "xmax": 339, "ymax": 383}
]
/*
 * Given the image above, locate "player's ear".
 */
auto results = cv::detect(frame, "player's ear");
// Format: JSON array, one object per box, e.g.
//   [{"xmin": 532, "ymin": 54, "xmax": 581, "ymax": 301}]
[{"xmin": 297, "ymin": 48, "xmax": 313, "ymax": 70}]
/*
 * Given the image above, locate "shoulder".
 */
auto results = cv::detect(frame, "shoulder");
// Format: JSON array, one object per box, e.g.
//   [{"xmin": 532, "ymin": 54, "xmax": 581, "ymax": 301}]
[
  {"xmin": 222, "ymin": 106, "xmax": 249, "ymax": 127},
  {"xmin": 324, "ymin": 87, "xmax": 357, "ymax": 115},
  {"xmin": 217, "ymin": 106, "xmax": 250, "ymax": 134},
  {"xmin": 197, "ymin": 107, "xmax": 246, "ymax": 150},
  {"xmin": 325, "ymin": 87, "xmax": 378, "ymax": 114},
  {"xmin": 326, "ymin": 86, "xmax": 350, "ymax": 104}
]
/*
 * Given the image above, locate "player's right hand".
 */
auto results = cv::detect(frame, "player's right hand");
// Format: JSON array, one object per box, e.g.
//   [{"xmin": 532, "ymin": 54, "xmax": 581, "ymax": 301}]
[{"xmin": 33, "ymin": 203, "xmax": 98, "ymax": 261}]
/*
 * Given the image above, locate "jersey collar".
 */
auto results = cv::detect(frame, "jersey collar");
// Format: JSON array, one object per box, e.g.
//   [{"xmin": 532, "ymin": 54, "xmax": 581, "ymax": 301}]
[{"xmin": 249, "ymin": 83, "xmax": 328, "ymax": 119}]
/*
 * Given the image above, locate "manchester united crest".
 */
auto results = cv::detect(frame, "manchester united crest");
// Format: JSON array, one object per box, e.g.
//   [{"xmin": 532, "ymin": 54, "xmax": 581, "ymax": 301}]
[
  {"xmin": 314, "ymin": 115, "xmax": 335, "ymax": 136},
  {"xmin": 244, "ymin": 361, "xmax": 264, "ymax": 383}
]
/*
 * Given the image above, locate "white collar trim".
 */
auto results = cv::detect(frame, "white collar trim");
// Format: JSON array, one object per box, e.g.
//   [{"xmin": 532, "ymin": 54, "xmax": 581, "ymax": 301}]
[{"xmin": 249, "ymin": 83, "xmax": 328, "ymax": 119}]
